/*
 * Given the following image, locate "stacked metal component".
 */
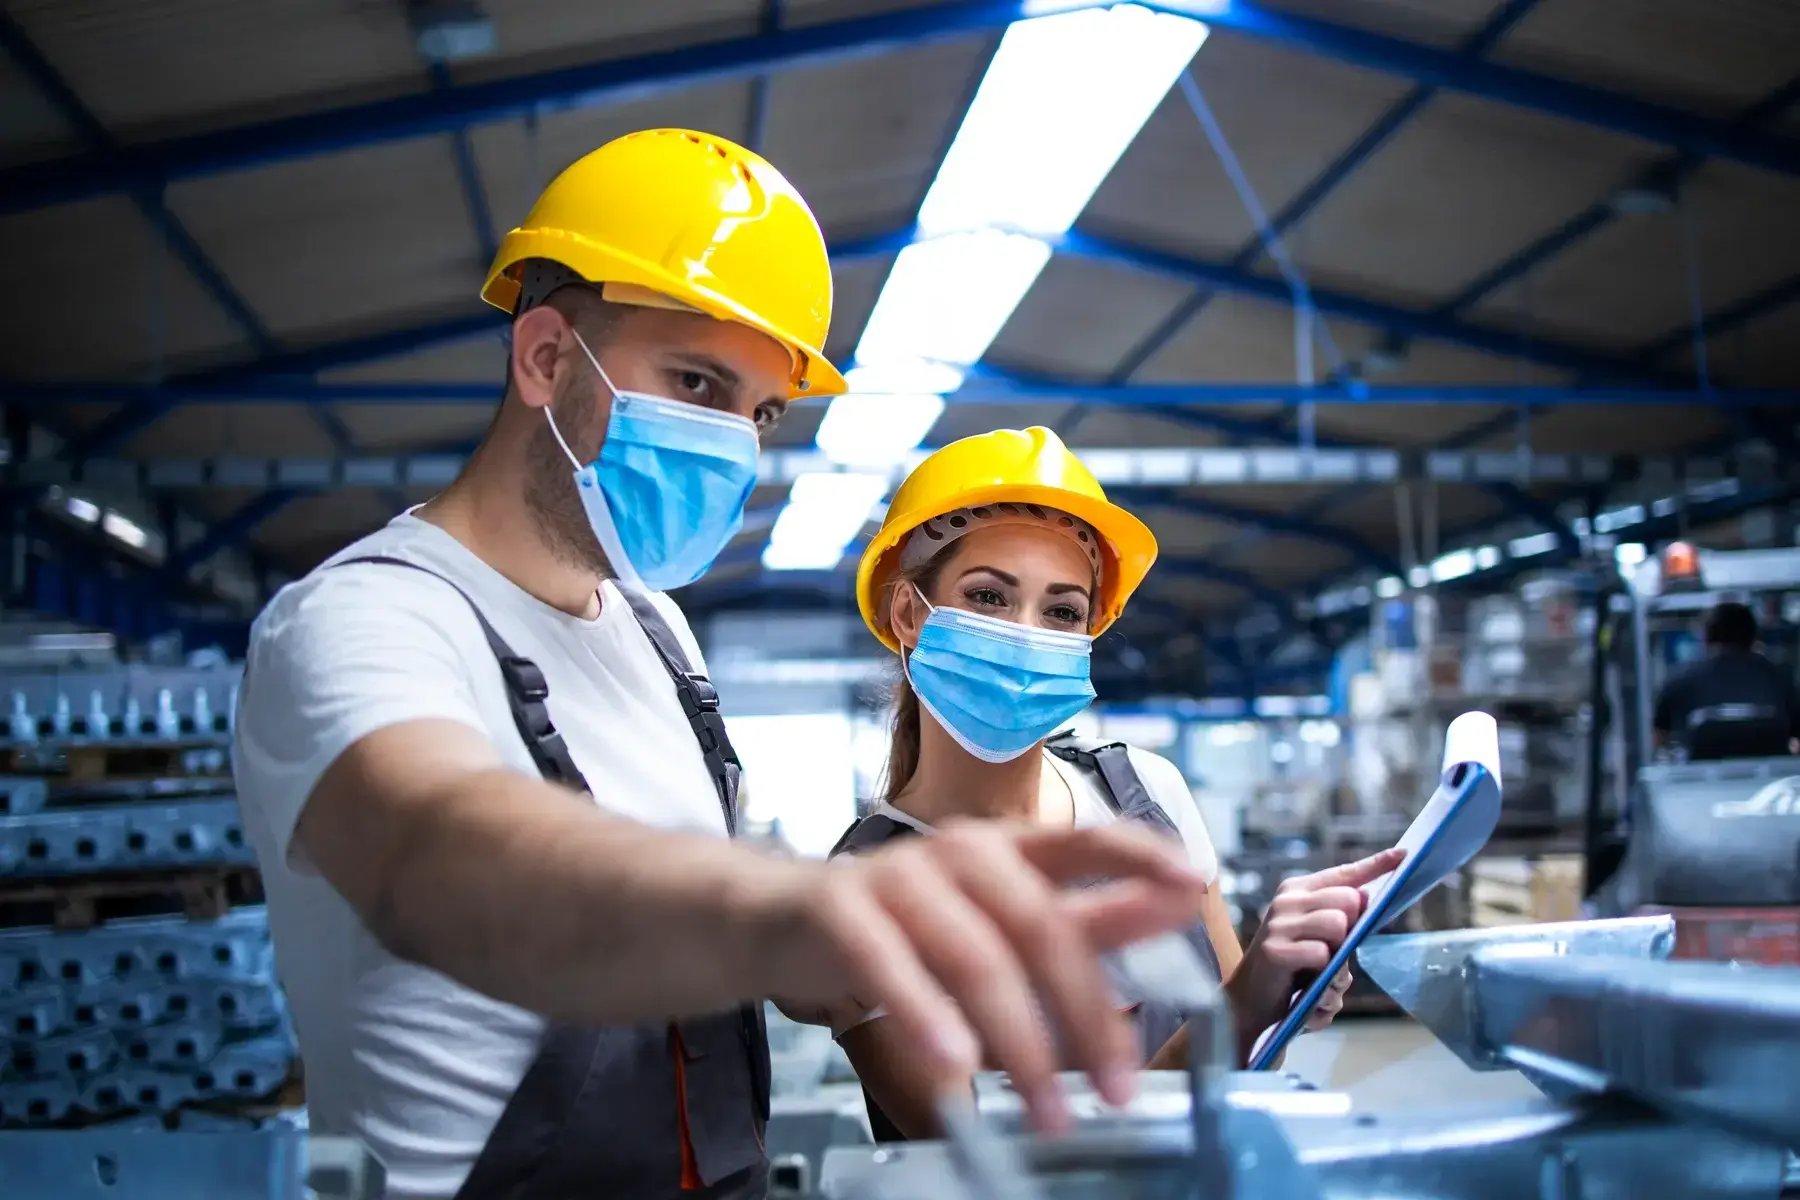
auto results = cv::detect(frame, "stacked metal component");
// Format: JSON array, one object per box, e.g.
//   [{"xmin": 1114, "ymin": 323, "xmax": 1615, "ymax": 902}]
[
  {"xmin": 820, "ymin": 917, "xmax": 1800, "ymax": 1200},
  {"xmin": 0, "ymin": 663, "xmax": 294, "ymax": 1129}
]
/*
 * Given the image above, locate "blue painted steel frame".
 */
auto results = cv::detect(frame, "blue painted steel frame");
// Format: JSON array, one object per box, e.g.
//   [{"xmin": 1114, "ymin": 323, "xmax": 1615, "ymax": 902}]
[{"xmin": 7, "ymin": 0, "xmax": 1800, "ymax": 219}]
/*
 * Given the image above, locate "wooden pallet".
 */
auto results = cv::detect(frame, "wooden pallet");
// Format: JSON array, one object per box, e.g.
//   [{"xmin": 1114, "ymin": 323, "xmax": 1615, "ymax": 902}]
[
  {"xmin": 0, "ymin": 866, "xmax": 264, "ymax": 932},
  {"xmin": 3, "ymin": 739, "xmax": 231, "ymax": 782},
  {"xmin": 1468, "ymin": 854, "xmax": 1583, "ymax": 927}
]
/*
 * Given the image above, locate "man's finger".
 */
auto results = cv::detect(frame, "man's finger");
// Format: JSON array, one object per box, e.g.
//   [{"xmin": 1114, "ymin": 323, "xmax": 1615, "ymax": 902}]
[
  {"xmin": 1306, "ymin": 847, "xmax": 1405, "ymax": 890},
  {"xmin": 933, "ymin": 834, "xmax": 1140, "ymax": 1109},
  {"xmin": 873, "ymin": 854, "xmax": 1069, "ymax": 1133},
  {"xmin": 821, "ymin": 873, "xmax": 977, "ymax": 1077},
  {"xmin": 1013, "ymin": 823, "xmax": 1207, "ymax": 889}
]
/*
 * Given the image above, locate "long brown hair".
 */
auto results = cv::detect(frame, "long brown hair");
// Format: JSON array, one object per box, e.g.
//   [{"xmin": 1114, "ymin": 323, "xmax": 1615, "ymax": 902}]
[{"xmin": 877, "ymin": 551, "xmax": 954, "ymax": 805}]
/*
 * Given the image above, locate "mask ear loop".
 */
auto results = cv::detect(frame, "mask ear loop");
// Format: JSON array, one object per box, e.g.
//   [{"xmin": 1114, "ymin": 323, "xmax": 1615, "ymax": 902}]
[{"xmin": 543, "ymin": 325, "xmax": 623, "ymax": 471}]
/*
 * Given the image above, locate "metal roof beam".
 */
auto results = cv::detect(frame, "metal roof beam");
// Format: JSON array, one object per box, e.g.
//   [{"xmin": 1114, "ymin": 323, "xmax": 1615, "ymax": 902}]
[
  {"xmin": 7, "ymin": 0, "xmax": 1800, "ymax": 220},
  {"xmin": 162, "ymin": 489, "xmax": 300, "ymax": 577},
  {"xmin": 1106, "ymin": 0, "xmax": 1544, "ymax": 387},
  {"xmin": 1114, "ymin": 485, "xmax": 1404, "ymax": 575}
]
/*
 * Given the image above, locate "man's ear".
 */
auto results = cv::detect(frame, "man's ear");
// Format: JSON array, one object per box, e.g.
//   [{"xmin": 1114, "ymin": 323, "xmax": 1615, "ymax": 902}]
[{"xmin": 509, "ymin": 306, "xmax": 568, "ymax": 411}]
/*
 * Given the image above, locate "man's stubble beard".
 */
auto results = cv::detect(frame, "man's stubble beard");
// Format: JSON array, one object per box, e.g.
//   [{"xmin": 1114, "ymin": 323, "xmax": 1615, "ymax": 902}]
[{"xmin": 522, "ymin": 377, "xmax": 615, "ymax": 579}]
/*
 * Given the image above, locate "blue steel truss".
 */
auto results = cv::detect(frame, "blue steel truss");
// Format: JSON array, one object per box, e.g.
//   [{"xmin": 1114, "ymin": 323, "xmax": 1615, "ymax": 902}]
[{"xmin": 6, "ymin": 0, "xmax": 1800, "ymax": 219}]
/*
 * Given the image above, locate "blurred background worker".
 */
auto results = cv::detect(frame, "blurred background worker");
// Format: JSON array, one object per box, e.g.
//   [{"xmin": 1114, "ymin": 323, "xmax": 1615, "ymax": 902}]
[
  {"xmin": 829, "ymin": 427, "xmax": 1401, "ymax": 1139},
  {"xmin": 1653, "ymin": 601, "xmax": 1800, "ymax": 761},
  {"xmin": 231, "ymin": 132, "xmax": 1210, "ymax": 1200}
]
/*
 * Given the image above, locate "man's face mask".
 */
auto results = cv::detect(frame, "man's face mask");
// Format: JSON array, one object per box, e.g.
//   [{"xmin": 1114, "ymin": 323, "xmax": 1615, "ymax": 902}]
[{"xmin": 542, "ymin": 327, "xmax": 761, "ymax": 591}]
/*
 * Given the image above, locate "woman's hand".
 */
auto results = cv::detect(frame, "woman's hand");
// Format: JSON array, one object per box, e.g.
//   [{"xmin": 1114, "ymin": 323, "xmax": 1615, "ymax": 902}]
[{"xmin": 1223, "ymin": 848, "xmax": 1404, "ymax": 1053}]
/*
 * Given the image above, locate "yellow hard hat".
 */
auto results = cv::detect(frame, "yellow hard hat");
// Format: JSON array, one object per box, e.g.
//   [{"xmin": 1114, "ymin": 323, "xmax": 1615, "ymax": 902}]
[
  {"xmin": 857, "ymin": 427, "xmax": 1159, "ymax": 652},
  {"xmin": 481, "ymin": 128, "xmax": 847, "ymax": 398}
]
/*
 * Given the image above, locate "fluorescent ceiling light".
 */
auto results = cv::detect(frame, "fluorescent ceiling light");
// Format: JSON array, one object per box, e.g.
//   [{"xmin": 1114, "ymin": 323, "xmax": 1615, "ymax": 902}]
[
  {"xmin": 1430, "ymin": 548, "xmax": 1476, "ymax": 583},
  {"xmin": 1407, "ymin": 566, "xmax": 1431, "ymax": 589},
  {"xmin": 102, "ymin": 512, "xmax": 149, "ymax": 549},
  {"xmin": 856, "ymin": 230, "xmax": 1052, "ymax": 368},
  {"xmin": 918, "ymin": 5, "xmax": 1211, "ymax": 238},
  {"xmin": 1508, "ymin": 531, "xmax": 1561, "ymax": 558},
  {"xmin": 795, "ymin": 2, "xmax": 1209, "ymax": 568},
  {"xmin": 66, "ymin": 496, "xmax": 100, "ymax": 523},
  {"xmin": 1375, "ymin": 576, "xmax": 1404, "ymax": 599},
  {"xmin": 815, "ymin": 361, "xmax": 962, "ymax": 470},
  {"xmin": 763, "ymin": 472, "xmax": 889, "ymax": 572}
]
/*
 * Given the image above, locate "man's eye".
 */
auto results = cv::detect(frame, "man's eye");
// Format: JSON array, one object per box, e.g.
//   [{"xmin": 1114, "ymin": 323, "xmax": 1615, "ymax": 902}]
[
  {"xmin": 754, "ymin": 402, "xmax": 783, "ymax": 431},
  {"xmin": 677, "ymin": 371, "xmax": 712, "ymax": 399}
]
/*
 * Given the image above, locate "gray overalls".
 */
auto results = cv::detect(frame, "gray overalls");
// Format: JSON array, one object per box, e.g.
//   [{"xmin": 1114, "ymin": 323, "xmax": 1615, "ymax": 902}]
[
  {"xmin": 828, "ymin": 732, "xmax": 1223, "ymax": 1141},
  {"xmin": 337, "ymin": 557, "xmax": 771, "ymax": 1199}
]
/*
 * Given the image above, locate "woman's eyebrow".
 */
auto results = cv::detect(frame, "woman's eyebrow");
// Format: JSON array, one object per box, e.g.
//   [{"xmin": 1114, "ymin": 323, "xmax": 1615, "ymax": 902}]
[{"xmin": 1046, "ymin": 582, "xmax": 1093, "ymax": 601}]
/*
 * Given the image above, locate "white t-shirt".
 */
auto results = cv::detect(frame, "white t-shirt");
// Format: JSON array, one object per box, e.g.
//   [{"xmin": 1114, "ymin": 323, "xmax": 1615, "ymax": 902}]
[
  {"xmin": 231, "ymin": 513, "xmax": 727, "ymax": 1200},
  {"xmin": 859, "ymin": 746, "xmax": 1218, "ymax": 883}
]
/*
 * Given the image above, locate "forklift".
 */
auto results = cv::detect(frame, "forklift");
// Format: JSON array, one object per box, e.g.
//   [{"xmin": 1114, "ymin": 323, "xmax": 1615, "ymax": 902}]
[{"xmin": 1586, "ymin": 540, "xmax": 1800, "ymax": 964}]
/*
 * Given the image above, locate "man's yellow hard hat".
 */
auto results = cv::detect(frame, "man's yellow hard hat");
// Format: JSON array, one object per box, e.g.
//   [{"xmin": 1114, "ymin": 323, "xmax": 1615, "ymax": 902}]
[
  {"xmin": 482, "ymin": 128, "xmax": 847, "ymax": 399},
  {"xmin": 857, "ymin": 427, "xmax": 1159, "ymax": 651}
]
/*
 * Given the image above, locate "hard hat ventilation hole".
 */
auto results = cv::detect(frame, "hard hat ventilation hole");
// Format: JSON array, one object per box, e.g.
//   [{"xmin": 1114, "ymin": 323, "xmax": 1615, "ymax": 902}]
[
  {"xmin": 970, "ymin": 507, "xmax": 991, "ymax": 518},
  {"xmin": 1058, "ymin": 516, "xmax": 1074, "ymax": 526},
  {"xmin": 997, "ymin": 502, "xmax": 1020, "ymax": 515},
  {"xmin": 948, "ymin": 516, "xmax": 968, "ymax": 529},
  {"xmin": 1027, "ymin": 505, "xmax": 1048, "ymax": 519},
  {"xmin": 923, "ymin": 527, "xmax": 946, "ymax": 542},
  {"xmin": 1077, "ymin": 531, "xmax": 1091, "ymax": 543}
]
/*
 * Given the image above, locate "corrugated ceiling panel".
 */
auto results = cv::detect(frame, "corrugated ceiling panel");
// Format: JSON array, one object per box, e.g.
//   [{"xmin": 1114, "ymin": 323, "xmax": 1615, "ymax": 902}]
[
  {"xmin": 1236, "ymin": 537, "xmax": 1352, "ymax": 589},
  {"xmin": 1083, "ymin": 33, "xmax": 1411, "ymax": 263},
  {"xmin": 1465, "ymin": 162, "xmax": 1800, "ymax": 352},
  {"xmin": 0, "ymin": 197, "xmax": 246, "ymax": 379},
  {"xmin": 1494, "ymin": 0, "xmax": 1800, "ymax": 117},
  {"xmin": 8, "ymin": 0, "xmax": 421, "ymax": 140},
  {"xmin": 1145, "ymin": 515, "xmax": 1238, "ymax": 556},
  {"xmin": 166, "ymin": 137, "xmax": 475, "ymax": 340},
  {"xmin": 1289, "ymin": 92, "xmax": 1658, "ymax": 307},
  {"xmin": 763, "ymin": 33, "xmax": 990, "ymax": 239},
  {"xmin": 462, "ymin": 0, "xmax": 757, "ymax": 82},
  {"xmin": 1322, "ymin": 482, "xmax": 1503, "ymax": 545},
  {"xmin": 1068, "ymin": 409, "xmax": 1241, "ymax": 450},
  {"xmin": 0, "ymin": 46, "xmax": 79, "ymax": 165},
  {"xmin": 252, "ymin": 488, "xmax": 396, "ymax": 567},
  {"xmin": 1130, "ymin": 294, "xmax": 1379, "ymax": 383},
  {"xmin": 329, "ymin": 406, "xmax": 498, "ymax": 454},
  {"xmin": 1256, "ymin": 0, "xmax": 1506, "ymax": 49},
  {"xmin": 1481, "ymin": 404, "xmax": 1727, "ymax": 455},
  {"xmin": 118, "ymin": 403, "xmax": 342, "ymax": 460},
  {"xmin": 989, "ymin": 254, "xmax": 1195, "ymax": 381},
  {"xmin": 824, "ymin": 254, "xmax": 894, "ymax": 366},
  {"xmin": 328, "ymin": 338, "xmax": 509, "ymax": 386},
  {"xmin": 1671, "ymin": 303, "xmax": 1800, "ymax": 388}
]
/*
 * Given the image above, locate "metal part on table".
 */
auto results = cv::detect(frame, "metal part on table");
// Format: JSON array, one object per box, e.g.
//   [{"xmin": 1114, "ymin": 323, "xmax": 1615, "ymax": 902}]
[
  {"xmin": 0, "ymin": 1129, "xmax": 384, "ymax": 1199},
  {"xmin": 1355, "ymin": 916, "xmax": 1676, "ymax": 1071},
  {"xmin": 1470, "ymin": 953, "xmax": 1800, "ymax": 1149},
  {"xmin": 0, "ymin": 798, "xmax": 253, "ymax": 875}
]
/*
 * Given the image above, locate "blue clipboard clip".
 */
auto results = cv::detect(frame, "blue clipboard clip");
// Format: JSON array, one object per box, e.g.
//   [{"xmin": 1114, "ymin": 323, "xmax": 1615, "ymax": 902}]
[{"xmin": 1246, "ymin": 711, "xmax": 1504, "ymax": 1070}]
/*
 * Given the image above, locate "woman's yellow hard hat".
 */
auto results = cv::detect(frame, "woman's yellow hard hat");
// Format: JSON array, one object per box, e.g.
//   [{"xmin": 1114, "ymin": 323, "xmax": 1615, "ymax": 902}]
[
  {"xmin": 481, "ymin": 128, "xmax": 847, "ymax": 399},
  {"xmin": 857, "ymin": 427, "xmax": 1159, "ymax": 652}
]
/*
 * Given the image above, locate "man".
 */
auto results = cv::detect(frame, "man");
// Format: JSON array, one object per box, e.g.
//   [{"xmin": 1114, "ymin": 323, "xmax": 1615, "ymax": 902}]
[
  {"xmin": 1653, "ymin": 600, "xmax": 1800, "ymax": 760},
  {"xmin": 232, "ymin": 129, "xmax": 1217, "ymax": 1199}
]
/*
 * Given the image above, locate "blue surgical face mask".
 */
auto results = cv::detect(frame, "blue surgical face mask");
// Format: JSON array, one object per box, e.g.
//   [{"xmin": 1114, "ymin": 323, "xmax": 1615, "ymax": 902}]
[
  {"xmin": 544, "ymin": 328, "xmax": 761, "ymax": 591},
  {"xmin": 904, "ymin": 587, "xmax": 1097, "ymax": 764}
]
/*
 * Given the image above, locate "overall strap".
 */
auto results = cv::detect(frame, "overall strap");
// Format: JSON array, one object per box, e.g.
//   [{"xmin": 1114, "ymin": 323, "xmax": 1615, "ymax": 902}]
[
  {"xmin": 828, "ymin": 812, "xmax": 921, "ymax": 858},
  {"xmin": 332, "ymin": 556, "xmax": 592, "ymax": 793},
  {"xmin": 617, "ymin": 588, "xmax": 743, "ymax": 836},
  {"xmin": 1044, "ymin": 732, "xmax": 1175, "ymax": 836}
]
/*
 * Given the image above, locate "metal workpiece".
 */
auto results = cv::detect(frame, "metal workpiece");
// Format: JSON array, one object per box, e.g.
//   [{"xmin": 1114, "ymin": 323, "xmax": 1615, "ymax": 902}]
[
  {"xmin": 822, "ymin": 1095, "xmax": 1785, "ymax": 1200},
  {"xmin": 1354, "ymin": 916, "xmax": 1676, "ymax": 1071},
  {"xmin": 1468, "ymin": 953, "xmax": 1800, "ymax": 1149},
  {"xmin": 0, "ymin": 1128, "xmax": 384, "ymax": 1200}
]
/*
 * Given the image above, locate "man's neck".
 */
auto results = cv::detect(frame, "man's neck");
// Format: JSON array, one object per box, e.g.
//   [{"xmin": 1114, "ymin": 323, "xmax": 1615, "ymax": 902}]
[
  {"xmin": 893, "ymin": 717, "xmax": 1059, "ymax": 825},
  {"xmin": 417, "ymin": 438, "xmax": 604, "ymax": 619}
]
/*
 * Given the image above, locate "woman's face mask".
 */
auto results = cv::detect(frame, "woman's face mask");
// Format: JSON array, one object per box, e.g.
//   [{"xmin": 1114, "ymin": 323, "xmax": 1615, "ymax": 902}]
[
  {"xmin": 903, "ymin": 584, "xmax": 1097, "ymax": 763},
  {"xmin": 542, "ymin": 327, "xmax": 760, "ymax": 591}
]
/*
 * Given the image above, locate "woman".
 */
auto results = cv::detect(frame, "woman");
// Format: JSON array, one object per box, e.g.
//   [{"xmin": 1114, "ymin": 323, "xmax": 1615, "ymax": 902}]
[{"xmin": 831, "ymin": 427, "xmax": 1399, "ymax": 1139}]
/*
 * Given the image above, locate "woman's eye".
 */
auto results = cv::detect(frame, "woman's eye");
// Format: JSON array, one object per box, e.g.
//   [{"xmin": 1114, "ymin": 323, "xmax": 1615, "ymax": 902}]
[
  {"xmin": 968, "ymin": 587, "xmax": 1007, "ymax": 608},
  {"xmin": 1047, "ymin": 605, "xmax": 1086, "ymax": 626}
]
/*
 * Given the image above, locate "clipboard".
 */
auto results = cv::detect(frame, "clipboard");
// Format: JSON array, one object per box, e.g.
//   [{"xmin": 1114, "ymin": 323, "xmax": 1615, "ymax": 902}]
[{"xmin": 1246, "ymin": 711, "xmax": 1504, "ymax": 1070}]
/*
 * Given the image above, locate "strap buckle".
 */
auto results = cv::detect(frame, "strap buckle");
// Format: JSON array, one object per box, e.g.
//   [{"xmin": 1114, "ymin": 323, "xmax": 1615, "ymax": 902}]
[{"xmin": 498, "ymin": 656, "xmax": 549, "ymax": 703}]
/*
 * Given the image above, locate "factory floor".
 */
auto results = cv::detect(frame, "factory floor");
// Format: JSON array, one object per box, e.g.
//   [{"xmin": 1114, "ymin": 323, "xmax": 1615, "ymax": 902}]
[{"xmin": 1278, "ymin": 1013, "xmax": 1541, "ymax": 1109}]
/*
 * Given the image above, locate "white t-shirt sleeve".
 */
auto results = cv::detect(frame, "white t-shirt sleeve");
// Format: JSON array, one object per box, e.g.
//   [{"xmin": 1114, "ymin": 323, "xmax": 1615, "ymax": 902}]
[
  {"xmin": 232, "ymin": 564, "xmax": 496, "ymax": 875},
  {"xmin": 1125, "ymin": 747, "xmax": 1219, "ymax": 886}
]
